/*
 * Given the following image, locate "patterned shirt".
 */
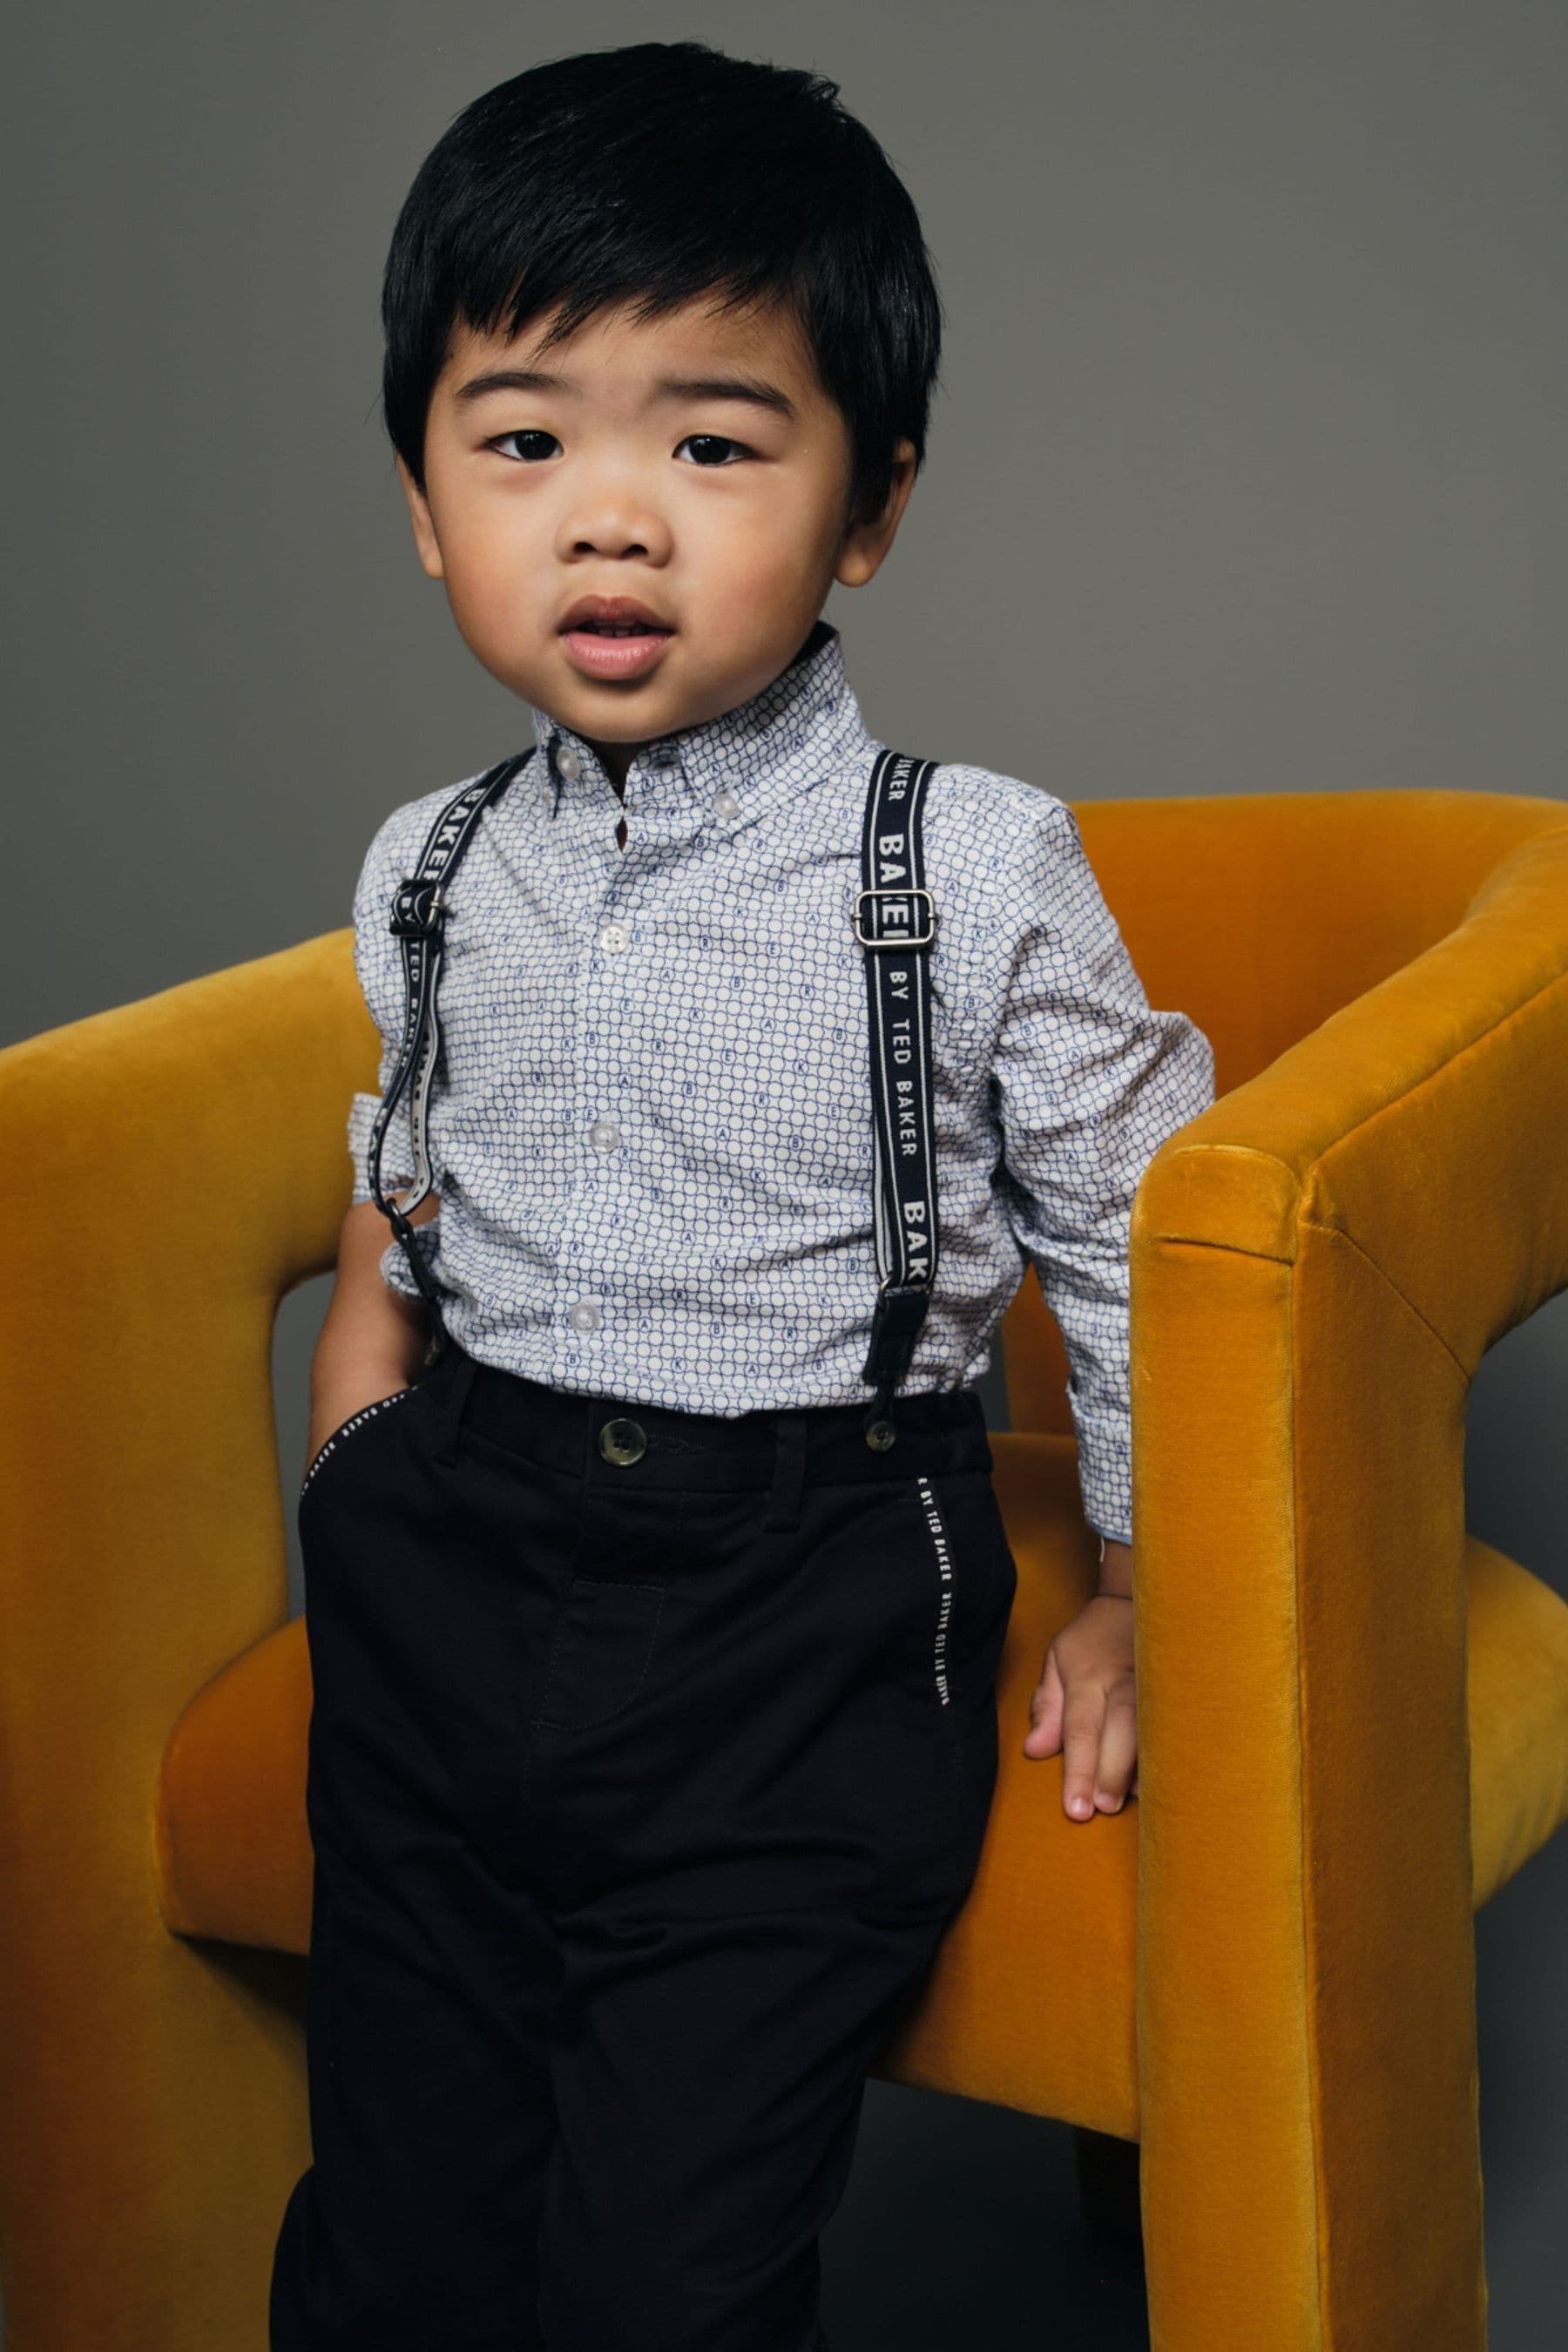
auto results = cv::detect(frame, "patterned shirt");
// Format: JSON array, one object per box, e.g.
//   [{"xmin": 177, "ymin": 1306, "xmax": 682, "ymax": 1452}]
[{"xmin": 344, "ymin": 618, "xmax": 1214, "ymax": 1544}]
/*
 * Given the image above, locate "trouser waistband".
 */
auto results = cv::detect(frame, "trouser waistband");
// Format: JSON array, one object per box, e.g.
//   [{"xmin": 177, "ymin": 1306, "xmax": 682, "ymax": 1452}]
[{"xmin": 421, "ymin": 1338, "xmax": 994, "ymax": 1501}]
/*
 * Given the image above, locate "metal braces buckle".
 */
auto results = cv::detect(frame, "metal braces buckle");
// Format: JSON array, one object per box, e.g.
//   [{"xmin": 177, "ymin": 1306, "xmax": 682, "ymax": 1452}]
[
  {"xmin": 852, "ymin": 886, "xmax": 937, "ymax": 949},
  {"xmin": 390, "ymin": 877, "xmax": 445, "ymax": 939}
]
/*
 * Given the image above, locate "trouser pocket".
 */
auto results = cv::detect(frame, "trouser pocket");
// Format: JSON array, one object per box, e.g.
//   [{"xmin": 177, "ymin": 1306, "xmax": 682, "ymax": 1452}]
[{"xmin": 299, "ymin": 1383, "xmax": 420, "ymax": 1511}]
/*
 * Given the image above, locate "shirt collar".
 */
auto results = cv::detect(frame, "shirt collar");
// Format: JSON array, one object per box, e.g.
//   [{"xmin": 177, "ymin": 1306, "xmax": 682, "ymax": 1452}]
[{"xmin": 524, "ymin": 618, "xmax": 874, "ymax": 831}]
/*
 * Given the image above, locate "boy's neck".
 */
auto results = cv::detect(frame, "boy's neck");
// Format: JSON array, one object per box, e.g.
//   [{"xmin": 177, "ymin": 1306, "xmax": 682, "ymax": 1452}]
[{"xmin": 576, "ymin": 736, "xmax": 643, "ymax": 797}]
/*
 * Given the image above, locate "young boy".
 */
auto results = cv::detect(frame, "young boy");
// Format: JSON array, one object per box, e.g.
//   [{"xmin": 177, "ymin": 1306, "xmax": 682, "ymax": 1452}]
[{"xmin": 271, "ymin": 39, "xmax": 1213, "ymax": 2350}]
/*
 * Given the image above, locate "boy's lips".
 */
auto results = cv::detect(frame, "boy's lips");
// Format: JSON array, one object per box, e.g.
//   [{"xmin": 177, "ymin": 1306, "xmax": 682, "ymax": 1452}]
[
  {"xmin": 558, "ymin": 595, "xmax": 677, "ymax": 681},
  {"xmin": 560, "ymin": 627, "xmax": 676, "ymax": 681},
  {"xmin": 558, "ymin": 592, "xmax": 672, "ymax": 632}
]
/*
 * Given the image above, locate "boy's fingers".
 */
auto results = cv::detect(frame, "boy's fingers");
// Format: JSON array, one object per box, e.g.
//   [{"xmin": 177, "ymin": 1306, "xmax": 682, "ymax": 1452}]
[
  {"xmin": 1059, "ymin": 1682, "xmax": 1105, "ymax": 1820},
  {"xmin": 1091, "ymin": 1687, "xmax": 1139, "ymax": 1811},
  {"xmin": 1022, "ymin": 1646, "xmax": 1064, "ymax": 1757},
  {"xmin": 1024, "ymin": 1636, "xmax": 1142, "ymax": 1820}
]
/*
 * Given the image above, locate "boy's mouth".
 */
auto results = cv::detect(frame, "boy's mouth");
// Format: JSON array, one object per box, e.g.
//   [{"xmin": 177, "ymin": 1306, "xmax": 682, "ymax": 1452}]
[
  {"xmin": 558, "ymin": 595, "xmax": 674, "ymax": 634},
  {"xmin": 558, "ymin": 595, "xmax": 676, "ymax": 680},
  {"xmin": 571, "ymin": 618, "xmax": 669, "ymax": 635}
]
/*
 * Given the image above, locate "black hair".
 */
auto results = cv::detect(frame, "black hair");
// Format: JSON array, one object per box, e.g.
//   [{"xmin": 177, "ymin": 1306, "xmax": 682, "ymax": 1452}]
[{"xmin": 381, "ymin": 41, "xmax": 943, "ymax": 530}]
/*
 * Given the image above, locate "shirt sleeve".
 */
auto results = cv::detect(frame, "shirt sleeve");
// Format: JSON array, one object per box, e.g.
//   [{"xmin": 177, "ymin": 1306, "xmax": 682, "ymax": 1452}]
[
  {"xmin": 990, "ymin": 796, "xmax": 1216, "ymax": 1547},
  {"xmin": 344, "ymin": 810, "xmax": 439, "ymax": 1301}
]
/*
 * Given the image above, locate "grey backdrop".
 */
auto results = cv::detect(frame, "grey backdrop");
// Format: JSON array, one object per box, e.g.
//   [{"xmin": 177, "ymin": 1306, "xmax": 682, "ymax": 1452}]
[{"xmin": 5, "ymin": 3, "xmax": 1565, "ymax": 2344}]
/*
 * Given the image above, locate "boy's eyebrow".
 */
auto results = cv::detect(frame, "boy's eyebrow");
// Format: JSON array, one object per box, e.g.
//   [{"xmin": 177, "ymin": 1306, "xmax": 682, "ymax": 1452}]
[
  {"xmin": 452, "ymin": 367, "xmax": 798, "ymax": 420},
  {"xmin": 653, "ymin": 375, "xmax": 798, "ymax": 419}
]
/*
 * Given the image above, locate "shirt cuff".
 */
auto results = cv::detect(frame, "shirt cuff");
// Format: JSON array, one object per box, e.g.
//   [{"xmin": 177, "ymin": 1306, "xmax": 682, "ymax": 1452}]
[{"xmin": 1070, "ymin": 1409, "xmax": 1133, "ymax": 1549}]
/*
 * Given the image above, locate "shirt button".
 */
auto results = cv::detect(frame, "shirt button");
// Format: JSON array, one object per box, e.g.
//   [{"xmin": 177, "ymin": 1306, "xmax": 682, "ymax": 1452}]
[
  {"xmin": 556, "ymin": 743, "xmax": 584, "ymax": 782},
  {"xmin": 598, "ymin": 921, "xmax": 630, "ymax": 952},
  {"xmin": 714, "ymin": 790, "xmax": 740, "ymax": 819},
  {"xmin": 568, "ymin": 1298, "xmax": 602, "ymax": 1332},
  {"xmin": 589, "ymin": 1117, "xmax": 621, "ymax": 1151}
]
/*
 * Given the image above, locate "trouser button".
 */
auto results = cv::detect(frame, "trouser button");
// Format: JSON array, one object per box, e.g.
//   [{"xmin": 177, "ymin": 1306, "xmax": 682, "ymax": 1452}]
[{"xmin": 599, "ymin": 1417, "xmax": 648, "ymax": 1465}]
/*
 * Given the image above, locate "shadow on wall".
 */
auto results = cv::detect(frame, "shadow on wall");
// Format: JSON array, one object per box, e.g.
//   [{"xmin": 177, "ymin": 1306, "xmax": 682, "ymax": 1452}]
[{"xmin": 1465, "ymin": 1292, "xmax": 1568, "ymax": 1604}]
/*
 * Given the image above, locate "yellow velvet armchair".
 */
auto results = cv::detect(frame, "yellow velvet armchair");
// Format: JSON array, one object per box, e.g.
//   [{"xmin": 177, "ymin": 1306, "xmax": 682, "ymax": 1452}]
[{"xmin": 3, "ymin": 787, "xmax": 1567, "ymax": 2350}]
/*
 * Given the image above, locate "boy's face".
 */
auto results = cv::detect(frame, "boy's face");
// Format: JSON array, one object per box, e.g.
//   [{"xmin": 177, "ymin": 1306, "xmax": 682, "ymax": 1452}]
[{"xmin": 396, "ymin": 293, "xmax": 916, "ymax": 779}]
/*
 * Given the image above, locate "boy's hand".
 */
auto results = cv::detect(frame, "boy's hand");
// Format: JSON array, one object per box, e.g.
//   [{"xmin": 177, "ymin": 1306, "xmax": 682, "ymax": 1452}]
[{"xmin": 1022, "ymin": 1538, "xmax": 1138, "ymax": 1819}]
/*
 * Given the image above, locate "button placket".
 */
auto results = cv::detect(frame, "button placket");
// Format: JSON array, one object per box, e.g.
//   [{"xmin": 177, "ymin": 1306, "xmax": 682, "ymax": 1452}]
[
  {"xmin": 551, "ymin": 732, "xmax": 601, "ymax": 1374},
  {"xmin": 560, "ymin": 766, "xmax": 639, "ymax": 1369},
  {"xmin": 552, "ymin": 735, "xmax": 631, "ymax": 870}
]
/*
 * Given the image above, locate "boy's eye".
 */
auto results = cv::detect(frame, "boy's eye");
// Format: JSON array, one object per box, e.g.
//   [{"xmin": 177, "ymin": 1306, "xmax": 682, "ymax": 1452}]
[
  {"xmin": 484, "ymin": 429, "xmax": 751, "ymax": 467},
  {"xmin": 489, "ymin": 429, "xmax": 560, "ymax": 463},
  {"xmin": 674, "ymin": 435, "xmax": 749, "ymax": 466}
]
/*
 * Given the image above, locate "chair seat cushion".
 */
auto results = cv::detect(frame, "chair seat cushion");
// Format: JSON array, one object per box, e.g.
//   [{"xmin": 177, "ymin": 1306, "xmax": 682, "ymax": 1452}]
[
  {"xmin": 873, "ymin": 1434, "xmax": 1144, "ymax": 2138},
  {"xmin": 155, "ymin": 1616, "xmax": 314, "ymax": 1955},
  {"xmin": 1463, "ymin": 1538, "xmax": 1568, "ymax": 1906}
]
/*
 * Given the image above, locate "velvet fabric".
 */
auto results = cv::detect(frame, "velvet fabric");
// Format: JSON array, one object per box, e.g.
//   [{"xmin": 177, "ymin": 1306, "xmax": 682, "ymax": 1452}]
[{"xmin": 3, "ymin": 787, "xmax": 1566, "ymax": 2347}]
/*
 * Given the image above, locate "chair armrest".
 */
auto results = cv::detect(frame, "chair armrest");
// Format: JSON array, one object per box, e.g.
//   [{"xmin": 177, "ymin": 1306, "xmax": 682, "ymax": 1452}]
[
  {"xmin": 1125, "ymin": 810, "xmax": 1568, "ymax": 2347},
  {"xmin": 0, "ymin": 929, "xmax": 373, "ymax": 2337},
  {"xmin": 2, "ymin": 921, "xmax": 373, "ymax": 1713},
  {"xmin": 1134, "ymin": 810, "xmax": 1568, "ymax": 1366}
]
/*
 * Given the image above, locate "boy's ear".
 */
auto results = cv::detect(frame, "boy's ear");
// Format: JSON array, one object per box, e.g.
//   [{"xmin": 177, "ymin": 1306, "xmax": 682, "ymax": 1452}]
[
  {"xmin": 395, "ymin": 454, "xmax": 446, "ymax": 582},
  {"xmin": 834, "ymin": 439, "xmax": 919, "ymax": 591}
]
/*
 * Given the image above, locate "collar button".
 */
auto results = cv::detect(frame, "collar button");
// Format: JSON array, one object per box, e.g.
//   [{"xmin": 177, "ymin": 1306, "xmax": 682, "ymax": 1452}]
[
  {"xmin": 713, "ymin": 790, "xmax": 740, "ymax": 819},
  {"xmin": 555, "ymin": 742, "xmax": 584, "ymax": 783}
]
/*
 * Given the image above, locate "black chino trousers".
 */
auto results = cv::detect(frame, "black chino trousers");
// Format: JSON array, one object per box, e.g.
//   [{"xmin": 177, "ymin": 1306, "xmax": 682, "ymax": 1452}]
[{"xmin": 268, "ymin": 1335, "xmax": 1017, "ymax": 2350}]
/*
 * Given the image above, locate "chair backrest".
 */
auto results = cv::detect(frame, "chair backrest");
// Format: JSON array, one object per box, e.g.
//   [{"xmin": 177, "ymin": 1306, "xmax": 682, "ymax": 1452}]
[{"xmin": 999, "ymin": 786, "xmax": 1568, "ymax": 1432}]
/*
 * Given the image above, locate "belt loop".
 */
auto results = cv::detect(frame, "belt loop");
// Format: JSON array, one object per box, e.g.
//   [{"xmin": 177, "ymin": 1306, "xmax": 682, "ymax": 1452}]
[
  {"xmin": 761, "ymin": 1411, "xmax": 810, "ymax": 1533},
  {"xmin": 430, "ymin": 1344, "xmax": 480, "ymax": 1469}
]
